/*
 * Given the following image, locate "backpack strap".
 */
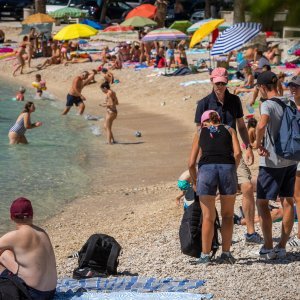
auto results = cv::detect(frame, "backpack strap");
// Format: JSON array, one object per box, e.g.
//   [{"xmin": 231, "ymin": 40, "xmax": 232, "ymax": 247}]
[
  {"xmin": 78, "ymin": 235, "xmax": 99, "ymax": 268},
  {"xmin": 0, "ymin": 274, "xmax": 33, "ymax": 300},
  {"xmin": 106, "ymin": 242, "xmax": 121, "ymax": 274}
]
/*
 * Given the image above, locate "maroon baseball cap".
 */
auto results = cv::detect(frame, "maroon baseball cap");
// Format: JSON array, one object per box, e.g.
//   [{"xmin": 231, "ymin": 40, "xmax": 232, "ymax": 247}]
[{"xmin": 10, "ymin": 197, "xmax": 33, "ymax": 219}]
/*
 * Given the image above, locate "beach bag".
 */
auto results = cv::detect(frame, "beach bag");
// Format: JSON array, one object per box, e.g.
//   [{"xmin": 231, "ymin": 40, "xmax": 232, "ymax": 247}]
[
  {"xmin": 179, "ymin": 192, "xmax": 220, "ymax": 258},
  {"xmin": 267, "ymin": 98, "xmax": 300, "ymax": 161},
  {"xmin": 0, "ymin": 274, "xmax": 32, "ymax": 300},
  {"xmin": 73, "ymin": 234, "xmax": 122, "ymax": 279}
]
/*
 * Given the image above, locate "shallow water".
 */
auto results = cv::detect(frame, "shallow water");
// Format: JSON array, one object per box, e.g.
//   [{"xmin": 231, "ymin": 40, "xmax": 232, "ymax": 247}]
[{"xmin": 0, "ymin": 79, "xmax": 102, "ymax": 233}]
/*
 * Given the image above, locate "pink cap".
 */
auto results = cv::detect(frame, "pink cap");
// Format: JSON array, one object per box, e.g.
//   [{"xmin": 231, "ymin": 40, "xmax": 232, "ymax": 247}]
[
  {"xmin": 210, "ymin": 67, "xmax": 228, "ymax": 83},
  {"xmin": 201, "ymin": 110, "xmax": 220, "ymax": 124}
]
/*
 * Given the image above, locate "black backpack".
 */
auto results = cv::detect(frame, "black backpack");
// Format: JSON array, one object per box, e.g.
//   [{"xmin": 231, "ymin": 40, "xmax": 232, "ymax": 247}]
[
  {"xmin": 179, "ymin": 192, "xmax": 221, "ymax": 258},
  {"xmin": 0, "ymin": 274, "xmax": 32, "ymax": 300},
  {"xmin": 73, "ymin": 234, "xmax": 122, "ymax": 279}
]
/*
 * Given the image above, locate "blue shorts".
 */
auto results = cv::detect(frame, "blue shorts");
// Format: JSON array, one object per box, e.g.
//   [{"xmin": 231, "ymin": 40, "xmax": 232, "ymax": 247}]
[
  {"xmin": 196, "ymin": 164, "xmax": 237, "ymax": 196},
  {"xmin": 257, "ymin": 165, "xmax": 297, "ymax": 200},
  {"xmin": 66, "ymin": 94, "xmax": 83, "ymax": 107}
]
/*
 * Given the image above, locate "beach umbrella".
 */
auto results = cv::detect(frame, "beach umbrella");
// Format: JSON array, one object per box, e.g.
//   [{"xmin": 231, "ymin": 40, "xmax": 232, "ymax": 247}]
[
  {"xmin": 169, "ymin": 20, "xmax": 192, "ymax": 33},
  {"xmin": 189, "ymin": 19, "xmax": 224, "ymax": 48},
  {"xmin": 22, "ymin": 13, "xmax": 55, "ymax": 24},
  {"xmin": 53, "ymin": 24, "xmax": 98, "ymax": 41},
  {"xmin": 126, "ymin": 4, "xmax": 157, "ymax": 20},
  {"xmin": 211, "ymin": 22, "xmax": 262, "ymax": 56},
  {"xmin": 81, "ymin": 19, "xmax": 103, "ymax": 30},
  {"xmin": 49, "ymin": 7, "xmax": 87, "ymax": 19},
  {"xmin": 103, "ymin": 25, "xmax": 134, "ymax": 33},
  {"xmin": 142, "ymin": 28, "xmax": 188, "ymax": 42},
  {"xmin": 121, "ymin": 16, "xmax": 157, "ymax": 28}
]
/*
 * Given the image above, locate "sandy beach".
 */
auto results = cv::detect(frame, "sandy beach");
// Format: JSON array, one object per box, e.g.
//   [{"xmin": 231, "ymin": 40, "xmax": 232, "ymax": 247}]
[{"xmin": 1, "ymin": 23, "xmax": 300, "ymax": 299}]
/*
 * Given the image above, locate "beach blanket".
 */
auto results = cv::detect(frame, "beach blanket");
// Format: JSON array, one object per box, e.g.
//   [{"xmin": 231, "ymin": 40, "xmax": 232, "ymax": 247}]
[
  {"xmin": 180, "ymin": 79, "xmax": 210, "ymax": 86},
  {"xmin": 56, "ymin": 276, "xmax": 206, "ymax": 294},
  {"xmin": 164, "ymin": 67, "xmax": 193, "ymax": 76},
  {"xmin": 186, "ymin": 49, "xmax": 209, "ymax": 55},
  {"xmin": 55, "ymin": 291, "xmax": 213, "ymax": 299}
]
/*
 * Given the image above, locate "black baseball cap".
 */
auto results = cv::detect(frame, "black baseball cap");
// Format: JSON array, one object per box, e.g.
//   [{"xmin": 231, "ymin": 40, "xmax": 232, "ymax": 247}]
[
  {"xmin": 257, "ymin": 71, "xmax": 278, "ymax": 85},
  {"xmin": 288, "ymin": 75, "xmax": 300, "ymax": 86}
]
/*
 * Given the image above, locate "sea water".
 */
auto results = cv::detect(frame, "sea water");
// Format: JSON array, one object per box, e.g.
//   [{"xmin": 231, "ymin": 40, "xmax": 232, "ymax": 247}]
[{"xmin": 0, "ymin": 79, "xmax": 101, "ymax": 234}]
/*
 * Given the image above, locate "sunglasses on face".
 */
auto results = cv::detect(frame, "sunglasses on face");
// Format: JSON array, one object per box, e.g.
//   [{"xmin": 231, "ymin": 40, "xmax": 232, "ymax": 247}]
[{"xmin": 215, "ymin": 82, "xmax": 227, "ymax": 86}]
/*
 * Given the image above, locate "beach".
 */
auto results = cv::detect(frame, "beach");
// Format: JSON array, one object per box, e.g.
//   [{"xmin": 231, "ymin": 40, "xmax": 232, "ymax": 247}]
[{"xmin": 1, "ymin": 23, "xmax": 300, "ymax": 299}]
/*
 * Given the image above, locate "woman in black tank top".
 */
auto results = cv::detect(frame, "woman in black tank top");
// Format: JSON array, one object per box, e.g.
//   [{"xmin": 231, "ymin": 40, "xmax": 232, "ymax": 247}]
[{"xmin": 188, "ymin": 110, "xmax": 242, "ymax": 264}]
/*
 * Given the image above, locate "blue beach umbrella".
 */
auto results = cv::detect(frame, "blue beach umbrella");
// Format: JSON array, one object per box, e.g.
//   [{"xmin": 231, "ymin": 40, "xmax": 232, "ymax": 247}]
[
  {"xmin": 211, "ymin": 22, "xmax": 262, "ymax": 56},
  {"xmin": 80, "ymin": 19, "xmax": 103, "ymax": 30}
]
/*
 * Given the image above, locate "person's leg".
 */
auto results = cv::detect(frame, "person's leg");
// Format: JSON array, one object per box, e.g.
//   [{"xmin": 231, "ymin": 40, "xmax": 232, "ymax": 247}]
[
  {"xmin": 18, "ymin": 135, "xmax": 28, "ymax": 144},
  {"xmin": 278, "ymin": 197, "xmax": 294, "ymax": 248},
  {"xmin": 12, "ymin": 64, "xmax": 22, "ymax": 76},
  {"xmin": 237, "ymin": 159, "xmax": 257, "ymax": 238},
  {"xmin": 220, "ymin": 195, "xmax": 236, "ymax": 252},
  {"xmin": 257, "ymin": 199, "xmax": 273, "ymax": 249},
  {"xmin": 8, "ymin": 132, "xmax": 19, "ymax": 144},
  {"xmin": 62, "ymin": 106, "xmax": 71, "ymax": 115},
  {"xmin": 199, "ymin": 196, "xmax": 216, "ymax": 254},
  {"xmin": 241, "ymin": 181, "xmax": 255, "ymax": 234},
  {"xmin": 77, "ymin": 102, "xmax": 85, "ymax": 115},
  {"xmin": 106, "ymin": 113, "xmax": 116, "ymax": 144},
  {"xmin": 0, "ymin": 250, "xmax": 19, "ymax": 274},
  {"xmin": 294, "ymin": 170, "xmax": 300, "ymax": 239}
]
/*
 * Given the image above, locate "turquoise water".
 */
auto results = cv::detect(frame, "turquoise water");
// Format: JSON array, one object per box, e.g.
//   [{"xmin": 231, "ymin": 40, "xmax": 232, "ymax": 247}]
[{"xmin": 0, "ymin": 79, "xmax": 101, "ymax": 233}]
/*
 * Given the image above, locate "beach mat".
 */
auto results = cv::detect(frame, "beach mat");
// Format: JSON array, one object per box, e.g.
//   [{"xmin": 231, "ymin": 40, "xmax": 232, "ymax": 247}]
[
  {"xmin": 55, "ymin": 291, "xmax": 213, "ymax": 299},
  {"xmin": 55, "ymin": 276, "xmax": 211, "ymax": 299}
]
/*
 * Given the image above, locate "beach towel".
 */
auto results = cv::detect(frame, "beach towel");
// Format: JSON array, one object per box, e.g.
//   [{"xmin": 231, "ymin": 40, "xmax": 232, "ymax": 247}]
[
  {"xmin": 56, "ymin": 276, "xmax": 206, "ymax": 294},
  {"xmin": 180, "ymin": 79, "xmax": 210, "ymax": 87},
  {"xmin": 164, "ymin": 67, "xmax": 193, "ymax": 77},
  {"xmin": 55, "ymin": 291, "xmax": 213, "ymax": 299}
]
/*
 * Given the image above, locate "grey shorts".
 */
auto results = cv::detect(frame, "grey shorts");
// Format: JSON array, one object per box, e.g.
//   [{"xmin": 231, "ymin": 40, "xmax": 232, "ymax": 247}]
[{"xmin": 236, "ymin": 157, "xmax": 252, "ymax": 185}]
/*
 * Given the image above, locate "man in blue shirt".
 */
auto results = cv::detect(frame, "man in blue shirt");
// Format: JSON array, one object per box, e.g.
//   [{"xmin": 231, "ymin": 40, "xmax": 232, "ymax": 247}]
[{"xmin": 195, "ymin": 67, "xmax": 262, "ymax": 244}]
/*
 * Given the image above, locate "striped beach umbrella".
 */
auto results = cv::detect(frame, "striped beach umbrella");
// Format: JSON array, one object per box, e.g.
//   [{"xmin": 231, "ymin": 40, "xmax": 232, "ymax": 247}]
[
  {"xmin": 211, "ymin": 22, "xmax": 262, "ymax": 56},
  {"xmin": 142, "ymin": 28, "xmax": 188, "ymax": 42}
]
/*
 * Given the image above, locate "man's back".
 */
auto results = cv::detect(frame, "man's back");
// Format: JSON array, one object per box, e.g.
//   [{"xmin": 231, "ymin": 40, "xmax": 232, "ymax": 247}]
[{"xmin": 1, "ymin": 224, "xmax": 57, "ymax": 291}]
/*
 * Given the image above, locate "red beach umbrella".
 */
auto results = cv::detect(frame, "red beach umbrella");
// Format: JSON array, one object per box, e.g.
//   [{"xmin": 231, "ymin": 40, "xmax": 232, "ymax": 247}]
[
  {"xmin": 126, "ymin": 4, "xmax": 157, "ymax": 20},
  {"xmin": 103, "ymin": 25, "xmax": 133, "ymax": 32}
]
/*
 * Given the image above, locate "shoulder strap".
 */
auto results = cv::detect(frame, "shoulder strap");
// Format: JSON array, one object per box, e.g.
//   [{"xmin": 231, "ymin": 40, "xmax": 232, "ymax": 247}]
[
  {"xmin": 269, "ymin": 97, "xmax": 287, "ymax": 110},
  {"xmin": 78, "ymin": 235, "xmax": 99, "ymax": 268},
  {"xmin": 0, "ymin": 275, "xmax": 33, "ymax": 300},
  {"xmin": 106, "ymin": 242, "xmax": 121, "ymax": 274}
]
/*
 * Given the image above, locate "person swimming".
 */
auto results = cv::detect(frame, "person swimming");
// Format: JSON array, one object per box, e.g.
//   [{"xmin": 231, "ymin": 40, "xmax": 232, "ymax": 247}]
[{"xmin": 8, "ymin": 102, "xmax": 42, "ymax": 144}]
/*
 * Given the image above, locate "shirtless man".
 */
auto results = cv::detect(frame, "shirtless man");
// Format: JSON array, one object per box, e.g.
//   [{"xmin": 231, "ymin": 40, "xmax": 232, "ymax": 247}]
[
  {"xmin": 38, "ymin": 43, "xmax": 62, "ymax": 70},
  {"xmin": 0, "ymin": 197, "xmax": 57, "ymax": 300},
  {"xmin": 62, "ymin": 71, "xmax": 93, "ymax": 115}
]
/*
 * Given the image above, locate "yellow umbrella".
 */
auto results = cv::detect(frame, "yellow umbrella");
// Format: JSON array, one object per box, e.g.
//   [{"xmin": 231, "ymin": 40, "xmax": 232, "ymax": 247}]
[
  {"xmin": 189, "ymin": 19, "xmax": 224, "ymax": 48},
  {"xmin": 53, "ymin": 24, "xmax": 98, "ymax": 41},
  {"xmin": 22, "ymin": 13, "xmax": 55, "ymax": 24}
]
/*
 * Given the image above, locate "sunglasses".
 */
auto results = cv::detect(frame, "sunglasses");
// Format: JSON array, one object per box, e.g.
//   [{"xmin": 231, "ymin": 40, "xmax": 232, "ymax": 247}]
[{"xmin": 215, "ymin": 82, "xmax": 227, "ymax": 86}]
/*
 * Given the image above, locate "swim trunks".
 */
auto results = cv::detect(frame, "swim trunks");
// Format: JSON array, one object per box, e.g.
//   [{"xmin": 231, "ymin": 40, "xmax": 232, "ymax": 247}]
[
  {"xmin": 66, "ymin": 94, "xmax": 83, "ymax": 107},
  {"xmin": 1, "ymin": 269, "xmax": 56, "ymax": 300}
]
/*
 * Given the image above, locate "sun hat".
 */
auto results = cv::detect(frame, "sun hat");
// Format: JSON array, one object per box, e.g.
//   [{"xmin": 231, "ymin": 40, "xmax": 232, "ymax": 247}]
[
  {"xmin": 210, "ymin": 67, "xmax": 228, "ymax": 83},
  {"xmin": 288, "ymin": 75, "xmax": 300, "ymax": 86},
  {"xmin": 10, "ymin": 197, "xmax": 33, "ymax": 219},
  {"xmin": 257, "ymin": 71, "xmax": 278, "ymax": 85},
  {"xmin": 201, "ymin": 110, "xmax": 220, "ymax": 124}
]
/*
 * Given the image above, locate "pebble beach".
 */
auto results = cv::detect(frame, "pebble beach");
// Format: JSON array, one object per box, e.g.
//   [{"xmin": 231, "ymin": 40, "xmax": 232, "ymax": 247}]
[{"xmin": 1, "ymin": 24, "xmax": 300, "ymax": 299}]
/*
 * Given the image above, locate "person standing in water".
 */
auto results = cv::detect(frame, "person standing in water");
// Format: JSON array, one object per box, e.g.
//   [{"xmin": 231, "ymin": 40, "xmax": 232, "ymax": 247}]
[
  {"xmin": 8, "ymin": 102, "xmax": 42, "ymax": 144},
  {"xmin": 62, "ymin": 71, "xmax": 93, "ymax": 115},
  {"xmin": 100, "ymin": 81, "xmax": 119, "ymax": 144}
]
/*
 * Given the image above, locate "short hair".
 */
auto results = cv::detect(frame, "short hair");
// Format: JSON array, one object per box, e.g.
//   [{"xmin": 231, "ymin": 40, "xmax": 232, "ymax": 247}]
[
  {"xmin": 36, "ymin": 73, "xmax": 41, "ymax": 79},
  {"xmin": 247, "ymin": 117, "xmax": 258, "ymax": 129},
  {"xmin": 262, "ymin": 64, "xmax": 271, "ymax": 71}
]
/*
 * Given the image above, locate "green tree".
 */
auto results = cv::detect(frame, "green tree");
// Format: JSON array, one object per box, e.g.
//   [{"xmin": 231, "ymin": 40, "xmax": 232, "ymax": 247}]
[{"xmin": 35, "ymin": 0, "xmax": 46, "ymax": 14}]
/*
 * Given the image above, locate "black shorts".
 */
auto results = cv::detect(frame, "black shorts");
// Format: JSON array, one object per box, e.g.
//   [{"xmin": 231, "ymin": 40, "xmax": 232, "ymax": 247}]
[
  {"xmin": 257, "ymin": 165, "xmax": 297, "ymax": 200},
  {"xmin": 66, "ymin": 94, "xmax": 83, "ymax": 107}
]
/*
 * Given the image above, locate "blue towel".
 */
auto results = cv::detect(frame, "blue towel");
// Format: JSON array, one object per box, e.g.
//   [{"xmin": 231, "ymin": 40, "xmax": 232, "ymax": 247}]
[
  {"xmin": 55, "ymin": 291, "xmax": 214, "ymax": 299},
  {"xmin": 55, "ymin": 276, "xmax": 211, "ymax": 299}
]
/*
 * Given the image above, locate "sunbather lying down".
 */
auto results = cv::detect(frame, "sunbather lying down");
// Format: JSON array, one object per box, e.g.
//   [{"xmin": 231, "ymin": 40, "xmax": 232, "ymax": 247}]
[{"xmin": 64, "ymin": 55, "xmax": 92, "ymax": 66}]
